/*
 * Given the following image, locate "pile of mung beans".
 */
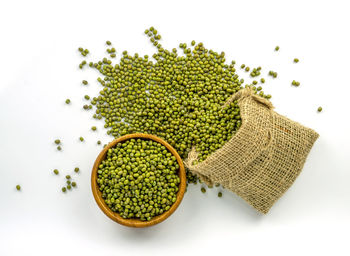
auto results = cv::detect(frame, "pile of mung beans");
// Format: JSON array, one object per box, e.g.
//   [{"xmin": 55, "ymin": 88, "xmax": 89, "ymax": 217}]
[
  {"xmin": 97, "ymin": 138, "xmax": 180, "ymax": 220},
  {"xmin": 79, "ymin": 27, "xmax": 273, "ymax": 183}
]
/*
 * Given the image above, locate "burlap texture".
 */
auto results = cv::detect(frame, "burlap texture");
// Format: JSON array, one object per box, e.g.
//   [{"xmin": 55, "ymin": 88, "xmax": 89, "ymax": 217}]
[{"xmin": 185, "ymin": 88, "xmax": 319, "ymax": 214}]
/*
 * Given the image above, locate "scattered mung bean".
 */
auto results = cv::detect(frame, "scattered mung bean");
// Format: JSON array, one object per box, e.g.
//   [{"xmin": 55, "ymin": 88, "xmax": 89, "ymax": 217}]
[{"xmin": 268, "ymin": 71, "xmax": 278, "ymax": 78}]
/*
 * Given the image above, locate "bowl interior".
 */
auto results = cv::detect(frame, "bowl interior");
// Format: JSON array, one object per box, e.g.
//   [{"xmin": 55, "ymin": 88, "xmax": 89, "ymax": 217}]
[{"xmin": 91, "ymin": 133, "xmax": 186, "ymax": 228}]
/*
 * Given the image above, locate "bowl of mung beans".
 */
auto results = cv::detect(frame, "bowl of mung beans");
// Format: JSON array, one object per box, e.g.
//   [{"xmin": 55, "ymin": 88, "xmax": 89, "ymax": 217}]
[{"xmin": 91, "ymin": 133, "xmax": 186, "ymax": 227}]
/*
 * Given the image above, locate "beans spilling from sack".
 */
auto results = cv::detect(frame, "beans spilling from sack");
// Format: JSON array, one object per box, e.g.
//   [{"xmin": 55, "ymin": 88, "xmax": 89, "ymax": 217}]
[{"xmin": 78, "ymin": 27, "xmax": 318, "ymax": 213}]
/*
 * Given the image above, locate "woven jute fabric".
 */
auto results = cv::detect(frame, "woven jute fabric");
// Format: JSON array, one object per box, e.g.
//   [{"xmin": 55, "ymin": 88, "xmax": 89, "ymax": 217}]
[{"xmin": 185, "ymin": 88, "xmax": 319, "ymax": 214}]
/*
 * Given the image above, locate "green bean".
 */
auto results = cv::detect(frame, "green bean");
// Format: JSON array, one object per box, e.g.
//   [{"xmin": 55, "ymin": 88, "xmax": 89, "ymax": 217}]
[
  {"xmin": 292, "ymin": 80, "xmax": 300, "ymax": 86},
  {"xmin": 269, "ymin": 71, "xmax": 278, "ymax": 78}
]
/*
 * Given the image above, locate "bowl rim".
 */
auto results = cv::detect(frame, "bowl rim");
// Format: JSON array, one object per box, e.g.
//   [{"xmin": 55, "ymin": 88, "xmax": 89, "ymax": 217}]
[{"xmin": 91, "ymin": 133, "xmax": 187, "ymax": 228}]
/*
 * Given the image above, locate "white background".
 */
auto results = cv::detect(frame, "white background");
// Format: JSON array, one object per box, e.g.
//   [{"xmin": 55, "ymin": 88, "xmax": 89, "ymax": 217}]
[{"xmin": 0, "ymin": 0, "xmax": 349, "ymax": 255}]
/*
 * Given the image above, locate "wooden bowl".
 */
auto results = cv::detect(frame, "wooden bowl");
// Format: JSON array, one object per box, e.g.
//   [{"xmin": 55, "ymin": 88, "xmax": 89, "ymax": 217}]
[{"xmin": 91, "ymin": 133, "xmax": 186, "ymax": 228}]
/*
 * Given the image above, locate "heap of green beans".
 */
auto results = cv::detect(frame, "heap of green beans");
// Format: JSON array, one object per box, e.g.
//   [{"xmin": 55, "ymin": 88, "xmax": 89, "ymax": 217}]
[
  {"xmin": 82, "ymin": 27, "xmax": 270, "ymax": 183},
  {"xmin": 97, "ymin": 138, "xmax": 180, "ymax": 221}
]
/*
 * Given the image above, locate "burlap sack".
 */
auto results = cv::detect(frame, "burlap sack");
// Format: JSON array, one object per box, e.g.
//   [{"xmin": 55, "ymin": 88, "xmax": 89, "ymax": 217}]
[{"xmin": 185, "ymin": 88, "xmax": 319, "ymax": 214}]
